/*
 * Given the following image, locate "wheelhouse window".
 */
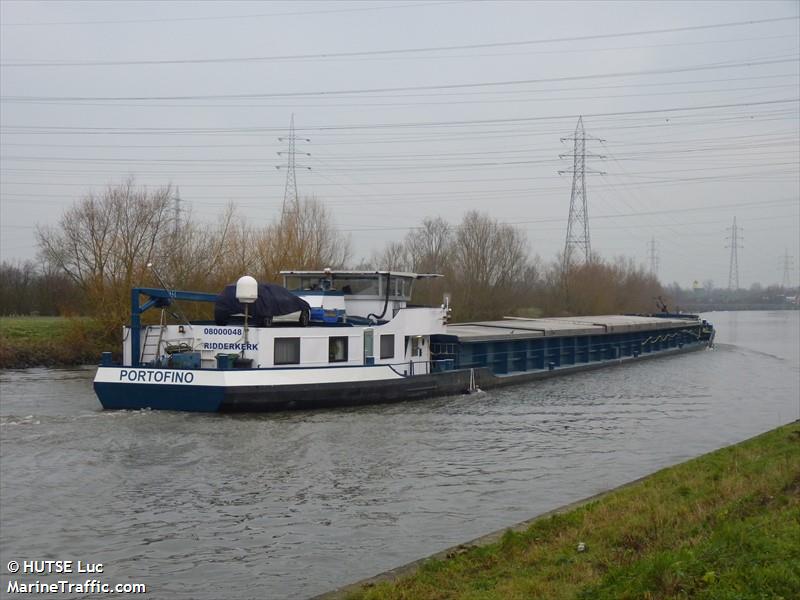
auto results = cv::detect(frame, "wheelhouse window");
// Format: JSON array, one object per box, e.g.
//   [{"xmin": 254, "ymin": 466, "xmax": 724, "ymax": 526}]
[
  {"xmin": 335, "ymin": 277, "xmax": 379, "ymax": 296},
  {"xmin": 274, "ymin": 338, "xmax": 300, "ymax": 365},
  {"xmin": 380, "ymin": 334, "xmax": 395, "ymax": 359},
  {"xmin": 391, "ymin": 277, "xmax": 412, "ymax": 299},
  {"xmin": 329, "ymin": 336, "xmax": 348, "ymax": 363}
]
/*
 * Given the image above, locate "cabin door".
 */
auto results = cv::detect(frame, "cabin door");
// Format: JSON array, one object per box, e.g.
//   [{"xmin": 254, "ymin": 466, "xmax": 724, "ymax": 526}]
[{"xmin": 363, "ymin": 329, "xmax": 374, "ymax": 365}]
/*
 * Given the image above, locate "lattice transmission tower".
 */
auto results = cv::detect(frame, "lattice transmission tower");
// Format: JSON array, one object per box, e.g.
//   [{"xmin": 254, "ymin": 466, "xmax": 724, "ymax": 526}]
[
  {"xmin": 646, "ymin": 237, "xmax": 660, "ymax": 277},
  {"xmin": 779, "ymin": 249, "xmax": 795, "ymax": 289},
  {"xmin": 172, "ymin": 186, "xmax": 182, "ymax": 235},
  {"xmin": 726, "ymin": 216, "xmax": 743, "ymax": 291},
  {"xmin": 276, "ymin": 114, "xmax": 311, "ymax": 217},
  {"xmin": 560, "ymin": 116, "xmax": 604, "ymax": 269}
]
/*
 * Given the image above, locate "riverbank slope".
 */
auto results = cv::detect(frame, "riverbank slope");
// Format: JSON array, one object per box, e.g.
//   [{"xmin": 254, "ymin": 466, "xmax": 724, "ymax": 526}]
[
  {"xmin": 335, "ymin": 422, "xmax": 800, "ymax": 599},
  {"xmin": 0, "ymin": 316, "xmax": 114, "ymax": 368}
]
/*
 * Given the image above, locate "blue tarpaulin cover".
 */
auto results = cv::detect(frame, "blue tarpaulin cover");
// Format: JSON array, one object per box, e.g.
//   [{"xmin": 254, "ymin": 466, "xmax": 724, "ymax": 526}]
[{"xmin": 214, "ymin": 283, "xmax": 310, "ymax": 326}]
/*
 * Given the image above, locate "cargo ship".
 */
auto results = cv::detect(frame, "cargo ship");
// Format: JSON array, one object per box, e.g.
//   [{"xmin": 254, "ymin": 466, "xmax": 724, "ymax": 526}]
[{"xmin": 93, "ymin": 270, "xmax": 715, "ymax": 412}]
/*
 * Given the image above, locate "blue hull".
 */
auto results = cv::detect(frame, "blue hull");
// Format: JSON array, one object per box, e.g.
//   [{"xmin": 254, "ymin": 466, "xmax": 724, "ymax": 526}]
[
  {"xmin": 93, "ymin": 342, "xmax": 709, "ymax": 413},
  {"xmin": 94, "ymin": 382, "xmax": 224, "ymax": 412}
]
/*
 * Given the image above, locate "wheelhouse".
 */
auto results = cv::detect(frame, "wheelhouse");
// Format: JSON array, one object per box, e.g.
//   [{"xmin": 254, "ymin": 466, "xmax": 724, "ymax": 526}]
[{"xmin": 281, "ymin": 270, "xmax": 441, "ymax": 324}]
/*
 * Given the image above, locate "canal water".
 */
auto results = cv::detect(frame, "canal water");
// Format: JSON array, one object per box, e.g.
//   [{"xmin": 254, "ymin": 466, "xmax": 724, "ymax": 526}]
[{"xmin": 1, "ymin": 311, "xmax": 798, "ymax": 599}]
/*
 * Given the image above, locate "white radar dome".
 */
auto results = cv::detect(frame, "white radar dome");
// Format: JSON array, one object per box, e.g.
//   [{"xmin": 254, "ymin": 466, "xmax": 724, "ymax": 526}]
[{"xmin": 236, "ymin": 275, "xmax": 258, "ymax": 303}]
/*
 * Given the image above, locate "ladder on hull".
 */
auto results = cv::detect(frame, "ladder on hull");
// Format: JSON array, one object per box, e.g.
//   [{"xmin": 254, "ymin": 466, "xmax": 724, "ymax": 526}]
[
  {"xmin": 140, "ymin": 309, "xmax": 167, "ymax": 364},
  {"xmin": 140, "ymin": 326, "xmax": 165, "ymax": 363}
]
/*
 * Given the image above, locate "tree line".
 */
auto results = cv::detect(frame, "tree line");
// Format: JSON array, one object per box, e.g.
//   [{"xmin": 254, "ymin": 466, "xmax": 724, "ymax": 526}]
[
  {"xmin": 0, "ymin": 261, "xmax": 85, "ymax": 316},
  {"xmin": 1, "ymin": 180, "xmax": 671, "ymax": 323},
  {"xmin": 363, "ymin": 211, "xmax": 666, "ymax": 321}
]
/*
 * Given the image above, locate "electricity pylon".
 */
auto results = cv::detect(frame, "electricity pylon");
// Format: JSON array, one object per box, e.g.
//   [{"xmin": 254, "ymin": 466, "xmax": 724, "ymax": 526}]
[
  {"xmin": 779, "ymin": 249, "xmax": 795, "ymax": 289},
  {"xmin": 560, "ymin": 116, "xmax": 604, "ymax": 269},
  {"xmin": 276, "ymin": 114, "xmax": 311, "ymax": 217},
  {"xmin": 726, "ymin": 216, "xmax": 743, "ymax": 291},
  {"xmin": 646, "ymin": 237, "xmax": 659, "ymax": 277},
  {"xmin": 173, "ymin": 186, "xmax": 182, "ymax": 235}
]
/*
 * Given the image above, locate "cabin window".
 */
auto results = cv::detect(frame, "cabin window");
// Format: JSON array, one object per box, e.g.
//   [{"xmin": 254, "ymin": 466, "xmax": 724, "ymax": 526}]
[
  {"xmin": 380, "ymin": 334, "xmax": 395, "ymax": 359},
  {"xmin": 392, "ymin": 278, "xmax": 409, "ymax": 298},
  {"xmin": 274, "ymin": 338, "xmax": 300, "ymax": 365},
  {"xmin": 329, "ymin": 336, "xmax": 348, "ymax": 363},
  {"xmin": 336, "ymin": 277, "xmax": 379, "ymax": 296}
]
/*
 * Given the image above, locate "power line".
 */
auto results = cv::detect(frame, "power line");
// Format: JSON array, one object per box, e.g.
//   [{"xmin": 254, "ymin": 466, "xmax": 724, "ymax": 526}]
[
  {"xmin": 5, "ymin": 73, "xmax": 797, "ymax": 107},
  {"xmin": 1, "ymin": 109, "xmax": 794, "ymax": 143},
  {"xmin": 322, "ymin": 201, "xmax": 799, "ymax": 232},
  {"xmin": 1, "ymin": 158, "xmax": 793, "ymax": 179},
  {"xmin": 1, "ymin": 127, "xmax": 794, "ymax": 150},
  {"xmin": 3, "ymin": 16, "xmax": 798, "ymax": 65},
  {"xmin": 9, "ymin": 82, "xmax": 799, "ymax": 110},
  {"xmin": 2, "ymin": 99, "xmax": 797, "ymax": 134},
  {"xmin": 4, "ymin": 58, "xmax": 797, "ymax": 102},
  {"xmin": 1, "ymin": 140, "xmax": 794, "ymax": 166},
  {"xmin": 600, "ymin": 145, "xmax": 732, "ymax": 256},
  {"xmin": 2, "ymin": 155, "xmax": 793, "ymax": 177},
  {"xmin": 0, "ymin": 150, "xmax": 794, "ymax": 172},
  {"xmin": 2, "ymin": 199, "xmax": 796, "ymax": 231},
  {"xmin": 0, "ymin": 1, "xmax": 455, "ymax": 27},
  {"xmin": 7, "ymin": 82, "xmax": 799, "ymax": 110},
  {"xmin": 5, "ymin": 33, "xmax": 798, "ymax": 69}
]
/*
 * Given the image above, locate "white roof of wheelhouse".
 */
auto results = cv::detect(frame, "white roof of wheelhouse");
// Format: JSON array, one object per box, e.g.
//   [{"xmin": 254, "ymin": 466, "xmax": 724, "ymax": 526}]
[{"xmin": 280, "ymin": 270, "xmax": 442, "ymax": 279}]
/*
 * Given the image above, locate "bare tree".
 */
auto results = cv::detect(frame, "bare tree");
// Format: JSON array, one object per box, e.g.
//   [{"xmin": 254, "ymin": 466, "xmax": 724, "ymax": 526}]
[
  {"xmin": 37, "ymin": 179, "xmax": 174, "ymax": 323},
  {"xmin": 370, "ymin": 241, "xmax": 410, "ymax": 271},
  {"xmin": 402, "ymin": 217, "xmax": 453, "ymax": 305},
  {"xmin": 404, "ymin": 217, "xmax": 452, "ymax": 273},
  {"xmin": 159, "ymin": 202, "xmax": 245, "ymax": 292},
  {"xmin": 447, "ymin": 211, "xmax": 530, "ymax": 319},
  {"xmin": 257, "ymin": 196, "xmax": 350, "ymax": 281}
]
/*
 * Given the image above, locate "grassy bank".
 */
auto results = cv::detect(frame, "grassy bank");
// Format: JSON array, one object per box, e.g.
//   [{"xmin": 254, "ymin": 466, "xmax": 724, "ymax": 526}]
[
  {"xmin": 0, "ymin": 316, "xmax": 117, "ymax": 368},
  {"xmin": 345, "ymin": 423, "xmax": 800, "ymax": 600}
]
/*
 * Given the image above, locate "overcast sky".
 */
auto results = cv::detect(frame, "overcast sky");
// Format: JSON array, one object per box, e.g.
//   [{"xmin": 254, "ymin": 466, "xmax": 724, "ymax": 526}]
[{"xmin": 1, "ymin": 0, "xmax": 798, "ymax": 288}]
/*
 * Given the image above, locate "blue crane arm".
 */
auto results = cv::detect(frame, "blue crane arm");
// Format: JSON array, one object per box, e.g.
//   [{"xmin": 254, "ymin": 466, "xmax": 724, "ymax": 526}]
[{"xmin": 130, "ymin": 287, "xmax": 218, "ymax": 367}]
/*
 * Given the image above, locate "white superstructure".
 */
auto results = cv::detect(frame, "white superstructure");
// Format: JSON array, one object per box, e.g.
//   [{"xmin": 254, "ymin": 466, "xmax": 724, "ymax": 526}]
[{"xmin": 125, "ymin": 271, "xmax": 448, "ymax": 375}]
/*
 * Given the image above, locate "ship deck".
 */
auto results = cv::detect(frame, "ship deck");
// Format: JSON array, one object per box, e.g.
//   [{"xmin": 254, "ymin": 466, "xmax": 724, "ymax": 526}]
[{"xmin": 445, "ymin": 315, "xmax": 697, "ymax": 342}]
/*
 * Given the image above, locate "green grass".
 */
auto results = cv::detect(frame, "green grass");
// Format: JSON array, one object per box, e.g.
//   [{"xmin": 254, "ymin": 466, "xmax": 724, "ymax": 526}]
[
  {"xmin": 346, "ymin": 423, "xmax": 800, "ymax": 600},
  {"xmin": 0, "ymin": 316, "xmax": 89, "ymax": 341},
  {"xmin": 0, "ymin": 316, "xmax": 117, "ymax": 367}
]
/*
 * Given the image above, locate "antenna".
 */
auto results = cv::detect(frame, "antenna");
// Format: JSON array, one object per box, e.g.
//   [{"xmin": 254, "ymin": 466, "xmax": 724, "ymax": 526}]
[{"xmin": 559, "ymin": 116, "xmax": 605, "ymax": 269}]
